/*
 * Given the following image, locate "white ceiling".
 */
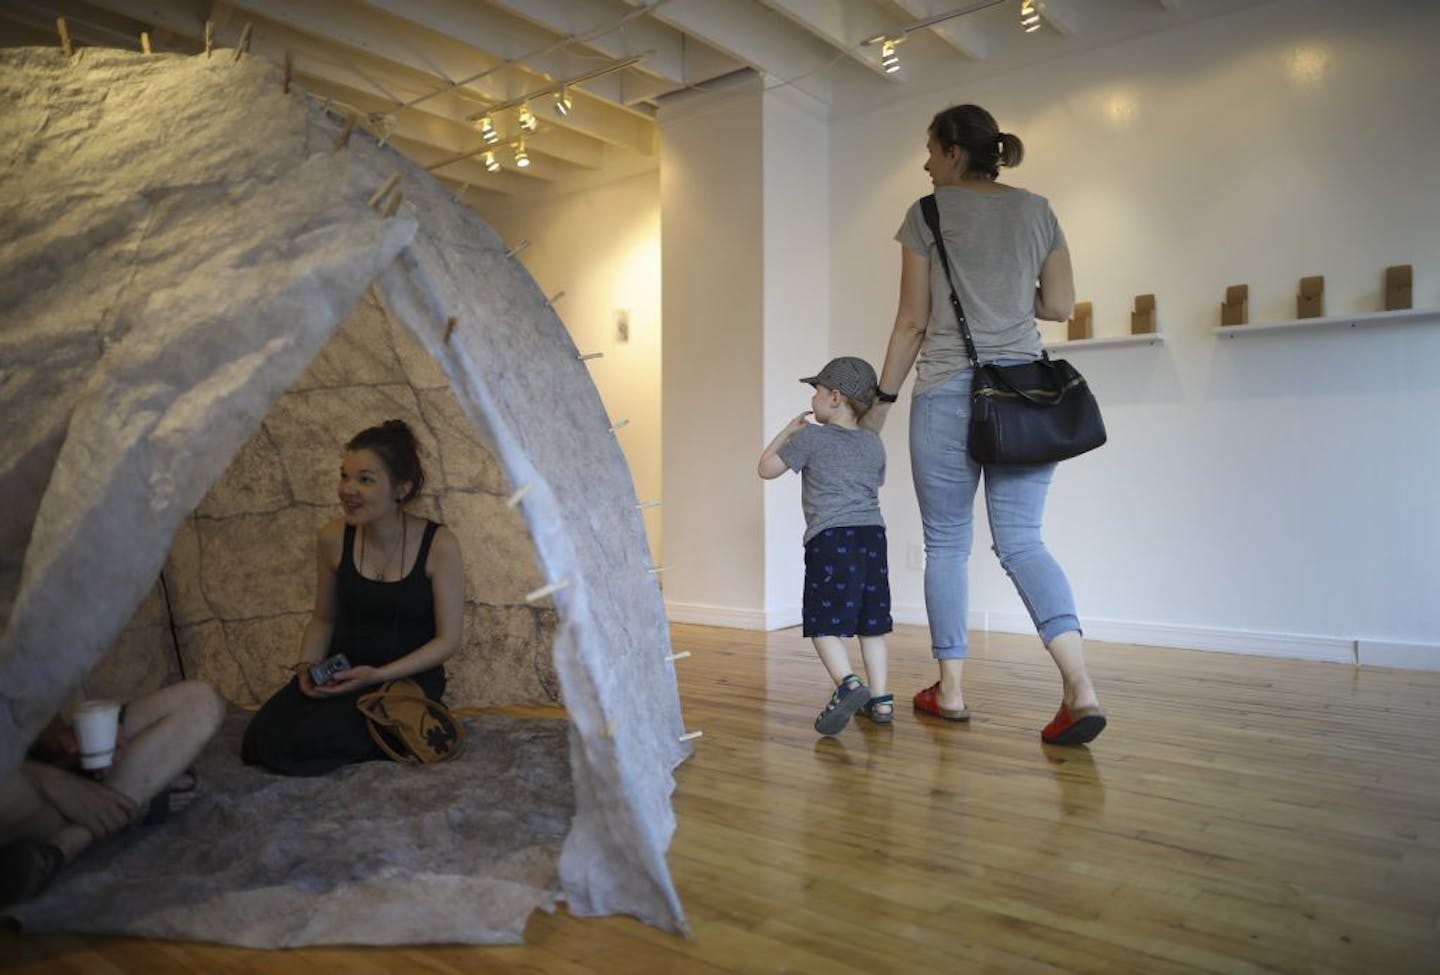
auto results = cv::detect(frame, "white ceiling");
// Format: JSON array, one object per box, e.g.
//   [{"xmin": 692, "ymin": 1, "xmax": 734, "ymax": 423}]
[{"xmin": 2, "ymin": 1, "xmax": 1270, "ymax": 207}]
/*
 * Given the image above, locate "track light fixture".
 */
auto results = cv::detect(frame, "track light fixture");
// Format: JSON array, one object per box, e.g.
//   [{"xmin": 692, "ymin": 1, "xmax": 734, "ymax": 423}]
[
  {"xmin": 514, "ymin": 141, "xmax": 530, "ymax": 168},
  {"xmin": 880, "ymin": 39, "xmax": 900, "ymax": 73},
  {"xmin": 518, "ymin": 103, "xmax": 537, "ymax": 132},
  {"xmin": 1020, "ymin": 0, "xmax": 1041, "ymax": 33},
  {"xmin": 554, "ymin": 86, "xmax": 572, "ymax": 117},
  {"xmin": 483, "ymin": 150, "xmax": 500, "ymax": 173},
  {"xmin": 477, "ymin": 115, "xmax": 499, "ymax": 145}
]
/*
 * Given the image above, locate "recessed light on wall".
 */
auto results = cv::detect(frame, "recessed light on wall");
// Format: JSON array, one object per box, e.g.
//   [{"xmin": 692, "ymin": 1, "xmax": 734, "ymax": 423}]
[
  {"xmin": 483, "ymin": 150, "xmax": 500, "ymax": 173},
  {"xmin": 477, "ymin": 115, "xmax": 499, "ymax": 144},
  {"xmin": 554, "ymin": 86, "xmax": 572, "ymax": 116},
  {"xmin": 514, "ymin": 141, "xmax": 530, "ymax": 168},
  {"xmin": 518, "ymin": 103, "xmax": 537, "ymax": 132}
]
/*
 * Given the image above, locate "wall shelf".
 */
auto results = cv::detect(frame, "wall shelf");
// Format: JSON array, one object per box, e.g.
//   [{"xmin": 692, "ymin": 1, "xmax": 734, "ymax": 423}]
[
  {"xmin": 1215, "ymin": 307, "xmax": 1439, "ymax": 338},
  {"xmin": 1046, "ymin": 332, "xmax": 1165, "ymax": 351}
]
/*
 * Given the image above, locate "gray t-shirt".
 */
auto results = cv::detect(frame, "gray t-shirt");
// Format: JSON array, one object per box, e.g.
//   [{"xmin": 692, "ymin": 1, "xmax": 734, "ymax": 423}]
[
  {"xmin": 777, "ymin": 423, "xmax": 885, "ymax": 544},
  {"xmin": 895, "ymin": 185, "xmax": 1068, "ymax": 394}
]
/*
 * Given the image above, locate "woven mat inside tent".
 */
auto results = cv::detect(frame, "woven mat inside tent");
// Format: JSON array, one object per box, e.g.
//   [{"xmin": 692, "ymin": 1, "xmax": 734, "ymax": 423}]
[{"xmin": 7, "ymin": 710, "xmax": 573, "ymax": 946}]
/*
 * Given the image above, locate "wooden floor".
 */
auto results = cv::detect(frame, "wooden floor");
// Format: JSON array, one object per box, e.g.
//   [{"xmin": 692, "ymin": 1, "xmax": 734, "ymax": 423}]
[{"xmin": 7, "ymin": 623, "xmax": 1440, "ymax": 973}]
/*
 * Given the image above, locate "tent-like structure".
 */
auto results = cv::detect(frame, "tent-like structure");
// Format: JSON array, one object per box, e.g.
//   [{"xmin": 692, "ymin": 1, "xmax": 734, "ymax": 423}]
[{"xmin": 0, "ymin": 46, "xmax": 689, "ymax": 942}]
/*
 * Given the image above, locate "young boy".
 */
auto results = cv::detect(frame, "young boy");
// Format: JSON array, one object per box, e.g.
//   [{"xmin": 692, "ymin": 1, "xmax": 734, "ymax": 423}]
[{"xmin": 757, "ymin": 356, "xmax": 893, "ymax": 736}]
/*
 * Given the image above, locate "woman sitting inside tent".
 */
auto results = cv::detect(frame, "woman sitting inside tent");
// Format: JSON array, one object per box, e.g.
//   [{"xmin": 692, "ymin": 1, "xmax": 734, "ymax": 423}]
[{"xmin": 241, "ymin": 419, "xmax": 465, "ymax": 776}]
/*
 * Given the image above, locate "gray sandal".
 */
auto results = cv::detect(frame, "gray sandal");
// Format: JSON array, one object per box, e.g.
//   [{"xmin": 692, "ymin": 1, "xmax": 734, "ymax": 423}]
[
  {"xmin": 859, "ymin": 693, "xmax": 894, "ymax": 724},
  {"xmin": 815, "ymin": 675, "xmax": 870, "ymax": 736}
]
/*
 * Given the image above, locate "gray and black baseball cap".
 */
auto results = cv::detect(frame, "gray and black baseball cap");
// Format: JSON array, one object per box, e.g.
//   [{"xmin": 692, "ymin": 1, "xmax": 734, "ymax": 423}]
[{"xmin": 800, "ymin": 356, "xmax": 878, "ymax": 408}]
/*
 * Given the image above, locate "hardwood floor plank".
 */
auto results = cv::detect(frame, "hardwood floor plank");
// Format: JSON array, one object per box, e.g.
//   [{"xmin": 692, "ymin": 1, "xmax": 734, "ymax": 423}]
[{"xmin": 5, "ymin": 623, "xmax": 1440, "ymax": 973}]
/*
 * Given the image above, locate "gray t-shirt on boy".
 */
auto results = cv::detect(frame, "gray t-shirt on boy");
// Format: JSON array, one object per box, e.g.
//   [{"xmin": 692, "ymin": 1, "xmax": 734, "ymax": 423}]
[
  {"xmin": 895, "ymin": 185, "xmax": 1067, "ymax": 395},
  {"xmin": 778, "ymin": 423, "xmax": 885, "ymax": 544}
]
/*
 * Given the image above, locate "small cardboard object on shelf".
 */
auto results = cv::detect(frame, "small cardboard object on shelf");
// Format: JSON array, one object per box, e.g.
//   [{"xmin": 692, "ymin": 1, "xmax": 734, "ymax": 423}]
[
  {"xmin": 1220, "ymin": 284, "xmax": 1248, "ymax": 326},
  {"xmin": 1385, "ymin": 265, "xmax": 1412, "ymax": 311},
  {"xmin": 1297, "ymin": 275, "xmax": 1325, "ymax": 319},
  {"xmin": 1067, "ymin": 301, "xmax": 1093, "ymax": 340},
  {"xmin": 1130, "ymin": 294, "xmax": 1156, "ymax": 334}
]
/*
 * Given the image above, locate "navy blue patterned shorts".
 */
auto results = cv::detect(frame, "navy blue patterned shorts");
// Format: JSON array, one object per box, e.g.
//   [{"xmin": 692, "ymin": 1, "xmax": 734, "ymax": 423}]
[{"xmin": 802, "ymin": 525, "xmax": 892, "ymax": 638}]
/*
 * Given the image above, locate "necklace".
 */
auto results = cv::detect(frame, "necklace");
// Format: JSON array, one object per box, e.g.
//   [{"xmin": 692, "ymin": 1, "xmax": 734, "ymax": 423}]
[{"xmin": 359, "ymin": 514, "xmax": 407, "ymax": 581}]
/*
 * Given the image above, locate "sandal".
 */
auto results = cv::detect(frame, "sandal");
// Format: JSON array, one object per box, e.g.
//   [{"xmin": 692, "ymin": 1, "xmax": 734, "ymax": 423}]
[
  {"xmin": 859, "ymin": 693, "xmax": 894, "ymax": 724},
  {"xmin": 913, "ymin": 682, "xmax": 970, "ymax": 722},
  {"xmin": 1041, "ymin": 703, "xmax": 1107, "ymax": 745},
  {"xmin": 142, "ymin": 767, "xmax": 199, "ymax": 826},
  {"xmin": 814, "ymin": 675, "xmax": 870, "ymax": 736},
  {"xmin": 0, "ymin": 840, "xmax": 65, "ymax": 908}
]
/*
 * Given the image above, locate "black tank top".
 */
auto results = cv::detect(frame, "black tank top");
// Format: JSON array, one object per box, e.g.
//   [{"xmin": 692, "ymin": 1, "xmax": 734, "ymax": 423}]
[{"xmin": 332, "ymin": 520, "xmax": 443, "ymax": 687}]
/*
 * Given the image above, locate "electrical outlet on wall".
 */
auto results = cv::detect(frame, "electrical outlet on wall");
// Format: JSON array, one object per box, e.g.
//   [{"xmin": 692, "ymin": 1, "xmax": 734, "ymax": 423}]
[
  {"xmin": 615, "ymin": 309, "xmax": 630, "ymax": 343},
  {"xmin": 906, "ymin": 543, "xmax": 924, "ymax": 571}
]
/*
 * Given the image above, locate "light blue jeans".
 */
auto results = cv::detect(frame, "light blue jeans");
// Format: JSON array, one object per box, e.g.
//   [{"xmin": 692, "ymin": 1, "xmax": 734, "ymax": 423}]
[{"xmin": 909, "ymin": 365, "xmax": 1081, "ymax": 660}]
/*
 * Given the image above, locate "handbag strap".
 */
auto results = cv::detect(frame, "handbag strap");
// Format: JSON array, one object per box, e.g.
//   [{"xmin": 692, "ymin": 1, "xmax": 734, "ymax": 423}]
[{"xmin": 919, "ymin": 194, "xmax": 1048, "ymax": 367}]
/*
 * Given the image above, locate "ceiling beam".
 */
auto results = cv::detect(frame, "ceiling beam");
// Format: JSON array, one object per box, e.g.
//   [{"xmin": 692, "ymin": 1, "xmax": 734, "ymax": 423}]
[
  {"xmin": 628, "ymin": 0, "xmax": 840, "ymax": 105},
  {"xmin": 888, "ymin": 0, "xmax": 991, "ymax": 60},
  {"xmin": 762, "ymin": 0, "xmax": 906, "ymax": 78},
  {"xmin": 225, "ymin": 0, "xmax": 654, "ymax": 152}
]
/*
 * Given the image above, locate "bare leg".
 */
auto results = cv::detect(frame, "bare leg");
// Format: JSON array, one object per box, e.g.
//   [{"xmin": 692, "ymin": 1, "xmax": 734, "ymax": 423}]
[
  {"xmin": 936, "ymin": 658, "xmax": 966, "ymax": 711},
  {"xmin": 812, "ymin": 636, "xmax": 855, "ymax": 685},
  {"xmin": 858, "ymin": 636, "xmax": 890, "ymax": 716},
  {"xmin": 0, "ymin": 681, "xmax": 225, "ymax": 864},
  {"xmin": 107, "ymin": 680, "xmax": 226, "ymax": 816},
  {"xmin": 1045, "ymin": 630, "xmax": 1100, "ymax": 711}
]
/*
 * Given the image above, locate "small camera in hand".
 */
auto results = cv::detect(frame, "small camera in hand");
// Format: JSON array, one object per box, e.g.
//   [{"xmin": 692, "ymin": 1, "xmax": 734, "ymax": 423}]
[{"xmin": 308, "ymin": 653, "xmax": 351, "ymax": 687}]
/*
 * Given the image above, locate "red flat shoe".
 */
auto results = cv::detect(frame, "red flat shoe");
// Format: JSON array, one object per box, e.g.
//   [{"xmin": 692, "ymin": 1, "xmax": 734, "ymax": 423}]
[
  {"xmin": 1041, "ymin": 703, "xmax": 1106, "ymax": 745},
  {"xmin": 913, "ymin": 682, "xmax": 970, "ymax": 722}
]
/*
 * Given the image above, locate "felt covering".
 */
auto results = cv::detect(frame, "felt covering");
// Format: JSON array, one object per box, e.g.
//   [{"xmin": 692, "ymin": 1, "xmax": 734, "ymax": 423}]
[
  {"xmin": 0, "ymin": 46, "xmax": 688, "ymax": 937},
  {"xmin": 8, "ymin": 712, "xmax": 574, "ymax": 946}
]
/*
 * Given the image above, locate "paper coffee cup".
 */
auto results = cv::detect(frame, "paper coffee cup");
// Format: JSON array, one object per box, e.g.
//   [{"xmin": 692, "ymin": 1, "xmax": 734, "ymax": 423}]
[{"xmin": 72, "ymin": 700, "xmax": 122, "ymax": 771}]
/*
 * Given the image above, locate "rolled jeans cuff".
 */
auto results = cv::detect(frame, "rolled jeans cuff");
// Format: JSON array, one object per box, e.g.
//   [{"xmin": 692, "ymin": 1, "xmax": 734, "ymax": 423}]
[{"xmin": 1038, "ymin": 616, "xmax": 1082, "ymax": 646}]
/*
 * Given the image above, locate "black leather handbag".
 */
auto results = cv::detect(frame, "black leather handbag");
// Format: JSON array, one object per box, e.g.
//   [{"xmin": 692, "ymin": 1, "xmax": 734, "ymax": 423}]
[{"xmin": 920, "ymin": 194, "xmax": 1106, "ymax": 465}]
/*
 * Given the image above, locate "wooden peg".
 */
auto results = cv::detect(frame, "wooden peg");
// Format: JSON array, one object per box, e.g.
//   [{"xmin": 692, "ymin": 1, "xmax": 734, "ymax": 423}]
[
  {"xmin": 506, "ymin": 483, "xmax": 532, "ymax": 508},
  {"xmin": 382, "ymin": 190, "xmax": 404, "ymax": 218},
  {"xmin": 367, "ymin": 173, "xmax": 400, "ymax": 209},
  {"xmin": 525, "ymin": 580, "xmax": 570, "ymax": 604},
  {"xmin": 666, "ymin": 651, "xmax": 692, "ymax": 662},
  {"xmin": 578, "ymin": 352, "xmax": 604, "ymax": 362},
  {"xmin": 333, "ymin": 113, "xmax": 358, "ymax": 151},
  {"xmin": 1220, "ymin": 284, "xmax": 1248, "ymax": 326},
  {"xmin": 678, "ymin": 730, "xmax": 703, "ymax": 743},
  {"xmin": 505, "ymin": 240, "xmax": 530, "ymax": 259},
  {"xmin": 647, "ymin": 565, "xmax": 667, "ymax": 575},
  {"xmin": 56, "ymin": 17, "xmax": 73, "ymax": 57},
  {"xmin": 1130, "ymin": 293, "xmax": 1156, "ymax": 335},
  {"xmin": 1067, "ymin": 300, "xmax": 1092, "ymax": 341},
  {"xmin": 140, "ymin": 32, "xmax": 152, "ymax": 54},
  {"xmin": 204, "ymin": 21, "xmax": 213, "ymax": 58},
  {"xmin": 547, "ymin": 290, "xmax": 566, "ymax": 305},
  {"xmin": 635, "ymin": 500, "xmax": 662, "ymax": 510},
  {"xmin": 609, "ymin": 419, "xmax": 630, "ymax": 433},
  {"xmin": 1297, "ymin": 275, "xmax": 1324, "ymax": 319},
  {"xmin": 1384, "ymin": 265, "xmax": 1412, "ymax": 311},
  {"xmin": 232, "ymin": 23, "xmax": 252, "ymax": 62}
]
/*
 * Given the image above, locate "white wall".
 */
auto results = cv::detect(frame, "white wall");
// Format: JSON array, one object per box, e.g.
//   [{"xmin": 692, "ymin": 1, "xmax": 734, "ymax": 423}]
[
  {"xmin": 830, "ymin": 0, "xmax": 1440, "ymax": 666},
  {"xmin": 659, "ymin": 79, "xmax": 767, "ymax": 621},
  {"xmin": 483, "ymin": 172, "xmax": 664, "ymax": 564},
  {"xmin": 762, "ymin": 88, "xmax": 831, "ymax": 627}
]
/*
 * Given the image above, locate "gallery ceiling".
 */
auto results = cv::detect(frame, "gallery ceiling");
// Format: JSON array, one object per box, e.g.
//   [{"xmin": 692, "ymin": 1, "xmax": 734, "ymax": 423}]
[{"xmin": 1, "ymin": 1, "xmax": 1269, "ymax": 208}]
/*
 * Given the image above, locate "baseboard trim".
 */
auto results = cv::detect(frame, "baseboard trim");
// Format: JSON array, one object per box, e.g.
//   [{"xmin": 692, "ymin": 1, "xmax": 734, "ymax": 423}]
[
  {"xmin": 984, "ymin": 612, "xmax": 1357, "ymax": 664},
  {"xmin": 1356, "ymin": 639, "xmax": 1440, "ymax": 671},
  {"xmin": 669, "ymin": 603, "xmax": 1439, "ymax": 669},
  {"xmin": 665, "ymin": 601, "xmax": 799, "ymax": 631}
]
